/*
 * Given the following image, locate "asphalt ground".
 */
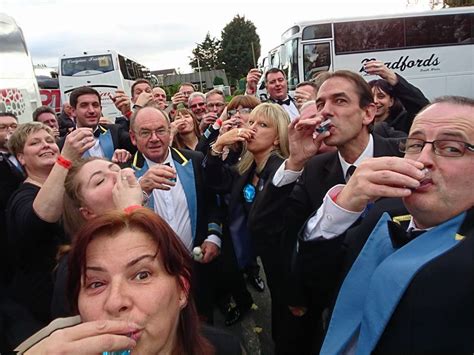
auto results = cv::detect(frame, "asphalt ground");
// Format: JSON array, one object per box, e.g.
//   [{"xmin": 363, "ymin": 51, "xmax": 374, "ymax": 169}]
[{"xmin": 213, "ymin": 257, "xmax": 274, "ymax": 355}]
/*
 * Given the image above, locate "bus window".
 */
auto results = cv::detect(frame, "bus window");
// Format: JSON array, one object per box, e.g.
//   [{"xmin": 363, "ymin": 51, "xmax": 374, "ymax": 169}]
[
  {"xmin": 302, "ymin": 23, "xmax": 332, "ymax": 40},
  {"xmin": 61, "ymin": 54, "xmax": 114, "ymax": 76},
  {"xmin": 406, "ymin": 13, "xmax": 473, "ymax": 47},
  {"xmin": 334, "ymin": 18, "xmax": 404, "ymax": 54},
  {"xmin": 282, "ymin": 38, "xmax": 299, "ymax": 90},
  {"xmin": 303, "ymin": 43, "xmax": 331, "ymax": 80}
]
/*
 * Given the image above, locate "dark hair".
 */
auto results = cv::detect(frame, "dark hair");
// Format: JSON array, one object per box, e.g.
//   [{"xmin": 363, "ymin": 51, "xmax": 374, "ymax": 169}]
[
  {"xmin": 368, "ymin": 79, "xmax": 404, "ymax": 115},
  {"xmin": 296, "ymin": 81, "xmax": 319, "ymax": 91},
  {"xmin": 180, "ymin": 82, "xmax": 196, "ymax": 91},
  {"xmin": 32, "ymin": 105, "xmax": 56, "ymax": 121},
  {"xmin": 311, "ymin": 71, "xmax": 332, "ymax": 91},
  {"xmin": 131, "ymin": 79, "xmax": 151, "ymax": 97},
  {"xmin": 323, "ymin": 70, "xmax": 374, "ymax": 109},
  {"xmin": 69, "ymin": 87, "xmax": 101, "ymax": 108},
  {"xmin": 226, "ymin": 95, "xmax": 260, "ymax": 111},
  {"xmin": 0, "ymin": 112, "xmax": 18, "ymax": 121},
  {"xmin": 67, "ymin": 208, "xmax": 214, "ymax": 355},
  {"xmin": 172, "ymin": 108, "xmax": 201, "ymax": 150},
  {"xmin": 414, "ymin": 95, "xmax": 474, "ymax": 118},
  {"xmin": 265, "ymin": 67, "xmax": 286, "ymax": 82},
  {"xmin": 432, "ymin": 95, "xmax": 474, "ymax": 107}
]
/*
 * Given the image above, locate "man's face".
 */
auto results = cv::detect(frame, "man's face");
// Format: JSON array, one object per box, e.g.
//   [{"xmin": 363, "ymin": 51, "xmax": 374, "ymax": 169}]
[
  {"xmin": 72, "ymin": 94, "xmax": 101, "ymax": 128},
  {"xmin": 315, "ymin": 77, "xmax": 374, "ymax": 148},
  {"xmin": 179, "ymin": 85, "xmax": 194, "ymax": 101},
  {"xmin": 188, "ymin": 96, "xmax": 206, "ymax": 120},
  {"xmin": 206, "ymin": 93, "xmax": 226, "ymax": 115},
  {"xmin": 0, "ymin": 115, "xmax": 18, "ymax": 151},
  {"xmin": 403, "ymin": 102, "xmax": 474, "ymax": 228},
  {"xmin": 37, "ymin": 112, "xmax": 59, "ymax": 130},
  {"xmin": 130, "ymin": 107, "xmax": 171, "ymax": 163},
  {"xmin": 266, "ymin": 72, "xmax": 288, "ymax": 100},
  {"xmin": 132, "ymin": 83, "xmax": 152, "ymax": 103},
  {"xmin": 63, "ymin": 103, "xmax": 73, "ymax": 117},
  {"xmin": 152, "ymin": 87, "xmax": 167, "ymax": 109}
]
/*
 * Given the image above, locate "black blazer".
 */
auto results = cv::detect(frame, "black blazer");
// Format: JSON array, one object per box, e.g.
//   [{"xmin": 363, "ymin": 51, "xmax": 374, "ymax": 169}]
[
  {"xmin": 248, "ymin": 134, "xmax": 402, "ymax": 247},
  {"xmin": 58, "ymin": 124, "xmax": 135, "ymax": 155},
  {"xmin": 204, "ymin": 153, "xmax": 285, "ymax": 250},
  {"xmin": 313, "ymin": 204, "xmax": 473, "ymax": 354}
]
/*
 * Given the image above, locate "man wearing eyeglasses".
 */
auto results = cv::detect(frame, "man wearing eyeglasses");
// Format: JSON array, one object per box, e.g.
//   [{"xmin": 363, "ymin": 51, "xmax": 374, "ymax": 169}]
[
  {"xmin": 129, "ymin": 106, "xmax": 222, "ymax": 322},
  {"xmin": 304, "ymin": 96, "xmax": 473, "ymax": 354},
  {"xmin": 199, "ymin": 89, "xmax": 226, "ymax": 133},
  {"xmin": 188, "ymin": 92, "xmax": 207, "ymax": 122}
]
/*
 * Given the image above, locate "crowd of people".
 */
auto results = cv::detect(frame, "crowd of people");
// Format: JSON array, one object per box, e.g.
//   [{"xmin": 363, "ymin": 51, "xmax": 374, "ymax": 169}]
[{"xmin": 0, "ymin": 59, "xmax": 472, "ymax": 354}]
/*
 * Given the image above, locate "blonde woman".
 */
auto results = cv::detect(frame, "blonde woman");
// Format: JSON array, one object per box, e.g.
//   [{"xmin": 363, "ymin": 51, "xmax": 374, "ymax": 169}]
[{"xmin": 204, "ymin": 103, "xmax": 290, "ymax": 330}]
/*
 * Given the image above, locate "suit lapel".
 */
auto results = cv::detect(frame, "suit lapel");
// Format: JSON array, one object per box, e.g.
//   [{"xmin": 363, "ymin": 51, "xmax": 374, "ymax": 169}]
[
  {"xmin": 172, "ymin": 148, "xmax": 197, "ymax": 241},
  {"xmin": 98, "ymin": 126, "xmax": 114, "ymax": 160}
]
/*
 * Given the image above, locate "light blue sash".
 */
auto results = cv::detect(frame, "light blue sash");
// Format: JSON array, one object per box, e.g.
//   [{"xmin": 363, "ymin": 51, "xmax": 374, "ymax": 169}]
[
  {"xmin": 82, "ymin": 128, "xmax": 114, "ymax": 160},
  {"xmin": 174, "ymin": 159, "xmax": 197, "ymax": 241},
  {"xmin": 132, "ymin": 150, "xmax": 197, "ymax": 241},
  {"xmin": 321, "ymin": 212, "xmax": 465, "ymax": 355}
]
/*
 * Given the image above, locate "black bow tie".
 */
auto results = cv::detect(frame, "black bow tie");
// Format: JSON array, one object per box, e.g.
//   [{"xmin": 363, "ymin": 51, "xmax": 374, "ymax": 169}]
[
  {"xmin": 275, "ymin": 98, "xmax": 291, "ymax": 106},
  {"xmin": 387, "ymin": 221, "xmax": 425, "ymax": 248}
]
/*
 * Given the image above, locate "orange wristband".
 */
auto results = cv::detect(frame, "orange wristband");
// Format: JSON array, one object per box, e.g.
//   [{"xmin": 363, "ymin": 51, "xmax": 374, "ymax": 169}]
[
  {"xmin": 124, "ymin": 205, "xmax": 142, "ymax": 214},
  {"xmin": 56, "ymin": 155, "xmax": 72, "ymax": 170}
]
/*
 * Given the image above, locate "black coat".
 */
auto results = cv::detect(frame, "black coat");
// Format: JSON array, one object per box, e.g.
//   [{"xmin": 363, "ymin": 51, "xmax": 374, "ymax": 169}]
[{"xmin": 309, "ymin": 203, "xmax": 474, "ymax": 354}]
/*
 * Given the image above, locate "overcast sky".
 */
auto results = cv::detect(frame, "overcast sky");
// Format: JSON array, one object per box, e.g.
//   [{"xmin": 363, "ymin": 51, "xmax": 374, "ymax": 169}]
[{"xmin": 2, "ymin": 0, "xmax": 432, "ymax": 73}]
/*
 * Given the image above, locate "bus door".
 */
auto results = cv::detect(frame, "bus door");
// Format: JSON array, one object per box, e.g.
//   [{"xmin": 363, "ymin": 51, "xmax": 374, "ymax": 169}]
[{"xmin": 302, "ymin": 41, "xmax": 333, "ymax": 81}]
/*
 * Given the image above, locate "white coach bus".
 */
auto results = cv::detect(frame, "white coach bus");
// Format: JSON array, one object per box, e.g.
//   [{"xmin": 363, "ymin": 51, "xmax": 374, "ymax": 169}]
[
  {"xmin": 59, "ymin": 50, "xmax": 155, "ymax": 119},
  {"xmin": 0, "ymin": 13, "xmax": 42, "ymax": 123},
  {"xmin": 258, "ymin": 6, "xmax": 473, "ymax": 101}
]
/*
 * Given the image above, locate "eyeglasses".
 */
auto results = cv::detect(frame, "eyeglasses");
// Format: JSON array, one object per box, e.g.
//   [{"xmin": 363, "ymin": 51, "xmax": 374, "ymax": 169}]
[
  {"xmin": 206, "ymin": 102, "xmax": 226, "ymax": 109},
  {"xmin": 136, "ymin": 128, "xmax": 169, "ymax": 139},
  {"xmin": 190, "ymin": 102, "xmax": 206, "ymax": 109},
  {"xmin": 0, "ymin": 123, "xmax": 18, "ymax": 131},
  {"xmin": 228, "ymin": 108, "xmax": 252, "ymax": 117},
  {"xmin": 399, "ymin": 138, "xmax": 474, "ymax": 157}
]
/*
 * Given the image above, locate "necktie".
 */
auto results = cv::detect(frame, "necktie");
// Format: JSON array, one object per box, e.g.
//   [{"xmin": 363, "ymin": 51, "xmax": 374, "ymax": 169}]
[
  {"xmin": 345, "ymin": 165, "xmax": 356, "ymax": 183},
  {"xmin": 275, "ymin": 98, "xmax": 291, "ymax": 106},
  {"xmin": 387, "ymin": 220, "xmax": 426, "ymax": 248},
  {"xmin": 93, "ymin": 128, "xmax": 101, "ymax": 138}
]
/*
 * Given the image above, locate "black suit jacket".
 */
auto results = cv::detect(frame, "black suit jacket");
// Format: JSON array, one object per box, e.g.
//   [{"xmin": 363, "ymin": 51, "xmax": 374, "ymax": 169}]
[
  {"xmin": 313, "ymin": 204, "xmax": 473, "ymax": 354},
  {"xmin": 58, "ymin": 124, "xmax": 135, "ymax": 156},
  {"xmin": 249, "ymin": 134, "xmax": 402, "ymax": 249}
]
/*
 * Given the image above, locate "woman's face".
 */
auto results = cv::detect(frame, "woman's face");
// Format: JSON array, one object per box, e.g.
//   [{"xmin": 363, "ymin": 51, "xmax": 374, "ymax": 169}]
[
  {"xmin": 174, "ymin": 112, "xmax": 194, "ymax": 134},
  {"xmin": 78, "ymin": 229, "xmax": 187, "ymax": 354},
  {"xmin": 246, "ymin": 114, "xmax": 279, "ymax": 156},
  {"xmin": 77, "ymin": 159, "xmax": 121, "ymax": 218},
  {"xmin": 372, "ymin": 87, "xmax": 394, "ymax": 121},
  {"xmin": 17, "ymin": 129, "xmax": 59, "ymax": 173},
  {"xmin": 228, "ymin": 105, "xmax": 252, "ymax": 127}
]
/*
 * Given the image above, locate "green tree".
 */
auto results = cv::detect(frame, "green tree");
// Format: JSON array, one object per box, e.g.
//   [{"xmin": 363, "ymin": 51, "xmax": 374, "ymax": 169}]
[
  {"xmin": 189, "ymin": 33, "xmax": 223, "ymax": 71},
  {"xmin": 220, "ymin": 15, "xmax": 261, "ymax": 84},
  {"xmin": 213, "ymin": 76, "xmax": 224, "ymax": 85}
]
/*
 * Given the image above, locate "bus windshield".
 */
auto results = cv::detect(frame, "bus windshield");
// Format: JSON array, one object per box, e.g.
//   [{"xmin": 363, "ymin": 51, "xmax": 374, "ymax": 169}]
[
  {"xmin": 61, "ymin": 54, "xmax": 114, "ymax": 76},
  {"xmin": 282, "ymin": 38, "xmax": 299, "ymax": 90}
]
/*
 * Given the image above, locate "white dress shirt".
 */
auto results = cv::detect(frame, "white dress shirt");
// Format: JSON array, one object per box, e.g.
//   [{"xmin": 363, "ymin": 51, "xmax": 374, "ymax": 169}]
[{"xmin": 145, "ymin": 148, "xmax": 221, "ymax": 251}]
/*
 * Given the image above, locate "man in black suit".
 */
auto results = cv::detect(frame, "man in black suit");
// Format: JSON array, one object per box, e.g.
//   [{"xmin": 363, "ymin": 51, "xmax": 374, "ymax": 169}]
[
  {"xmin": 129, "ymin": 106, "xmax": 222, "ymax": 322},
  {"xmin": 59, "ymin": 87, "xmax": 135, "ymax": 162},
  {"xmin": 249, "ymin": 70, "xmax": 403, "ymax": 353},
  {"xmin": 313, "ymin": 96, "xmax": 473, "ymax": 354}
]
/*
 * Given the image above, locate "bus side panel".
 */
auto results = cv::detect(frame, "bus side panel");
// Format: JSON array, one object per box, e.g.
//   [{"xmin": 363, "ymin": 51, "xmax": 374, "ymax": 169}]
[
  {"xmin": 332, "ymin": 44, "xmax": 473, "ymax": 100},
  {"xmin": 0, "ymin": 79, "xmax": 41, "ymax": 124}
]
